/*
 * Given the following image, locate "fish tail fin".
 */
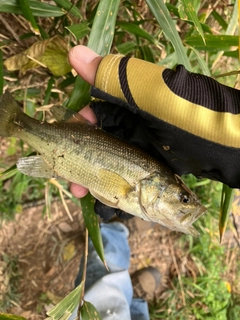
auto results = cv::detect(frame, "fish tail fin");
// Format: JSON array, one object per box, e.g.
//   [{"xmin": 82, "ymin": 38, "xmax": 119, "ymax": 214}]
[{"xmin": 0, "ymin": 91, "xmax": 23, "ymax": 137}]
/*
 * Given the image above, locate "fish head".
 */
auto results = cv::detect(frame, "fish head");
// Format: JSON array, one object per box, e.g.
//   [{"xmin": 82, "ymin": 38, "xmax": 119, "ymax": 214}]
[{"xmin": 139, "ymin": 173, "xmax": 206, "ymax": 236}]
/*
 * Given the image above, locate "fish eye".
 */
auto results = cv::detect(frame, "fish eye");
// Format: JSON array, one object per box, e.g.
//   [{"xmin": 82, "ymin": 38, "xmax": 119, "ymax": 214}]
[{"xmin": 180, "ymin": 194, "xmax": 190, "ymax": 204}]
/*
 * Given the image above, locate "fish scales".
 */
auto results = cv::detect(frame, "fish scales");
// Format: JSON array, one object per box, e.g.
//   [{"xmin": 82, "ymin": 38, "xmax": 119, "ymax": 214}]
[{"xmin": 0, "ymin": 91, "xmax": 206, "ymax": 236}]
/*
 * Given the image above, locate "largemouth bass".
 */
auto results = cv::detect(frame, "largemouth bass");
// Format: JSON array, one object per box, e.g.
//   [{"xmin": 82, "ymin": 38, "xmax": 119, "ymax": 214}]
[{"xmin": 0, "ymin": 91, "xmax": 206, "ymax": 235}]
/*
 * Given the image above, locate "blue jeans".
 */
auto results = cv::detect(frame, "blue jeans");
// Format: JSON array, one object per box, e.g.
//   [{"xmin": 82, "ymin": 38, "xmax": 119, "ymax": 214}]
[{"xmin": 69, "ymin": 222, "xmax": 149, "ymax": 320}]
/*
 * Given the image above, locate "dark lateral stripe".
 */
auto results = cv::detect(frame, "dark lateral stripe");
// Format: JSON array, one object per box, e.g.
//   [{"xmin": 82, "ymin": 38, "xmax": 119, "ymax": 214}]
[
  {"xmin": 163, "ymin": 65, "xmax": 240, "ymax": 114},
  {"xmin": 118, "ymin": 56, "xmax": 139, "ymax": 109}
]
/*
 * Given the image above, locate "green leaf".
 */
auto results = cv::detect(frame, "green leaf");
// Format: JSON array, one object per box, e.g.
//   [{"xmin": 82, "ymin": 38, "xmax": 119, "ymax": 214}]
[
  {"xmin": 53, "ymin": 0, "xmax": 82, "ymax": 18},
  {"xmin": 0, "ymin": 314, "xmax": 27, "ymax": 320},
  {"xmin": 47, "ymin": 283, "xmax": 83, "ymax": 320},
  {"xmin": 87, "ymin": 0, "xmax": 121, "ymax": 54},
  {"xmin": 117, "ymin": 42, "xmax": 137, "ymax": 55},
  {"xmin": 80, "ymin": 301, "xmax": 102, "ymax": 320},
  {"xmin": 219, "ymin": 185, "xmax": 235, "ymax": 243},
  {"xmin": 0, "ymin": 164, "xmax": 18, "ymax": 181},
  {"xmin": 146, "ymin": 0, "xmax": 191, "ymax": 70},
  {"xmin": 67, "ymin": 0, "xmax": 120, "ymax": 111},
  {"xmin": 185, "ymin": 35, "xmax": 238, "ymax": 51},
  {"xmin": 0, "ymin": 50, "xmax": 3, "ymax": 95},
  {"xmin": 178, "ymin": 0, "xmax": 205, "ymax": 44},
  {"xmin": 139, "ymin": 45, "xmax": 155, "ymax": 63},
  {"xmin": 44, "ymin": 77, "xmax": 55, "ymax": 105},
  {"xmin": 117, "ymin": 21, "xmax": 156, "ymax": 44},
  {"xmin": 80, "ymin": 193, "xmax": 106, "ymax": 266},
  {"xmin": 0, "ymin": 0, "xmax": 64, "ymax": 17},
  {"xmin": 67, "ymin": 77, "xmax": 90, "ymax": 112},
  {"xmin": 166, "ymin": 3, "xmax": 212, "ymax": 34},
  {"xmin": 189, "ymin": 47, "xmax": 211, "ymax": 76},
  {"xmin": 211, "ymin": 10, "xmax": 228, "ymax": 30},
  {"xmin": 18, "ymin": 0, "xmax": 40, "ymax": 35},
  {"xmin": 65, "ymin": 22, "xmax": 90, "ymax": 41}
]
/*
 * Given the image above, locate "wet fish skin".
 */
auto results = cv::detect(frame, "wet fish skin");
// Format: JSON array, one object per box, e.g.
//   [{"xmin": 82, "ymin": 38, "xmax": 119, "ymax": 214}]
[{"xmin": 0, "ymin": 91, "xmax": 206, "ymax": 235}]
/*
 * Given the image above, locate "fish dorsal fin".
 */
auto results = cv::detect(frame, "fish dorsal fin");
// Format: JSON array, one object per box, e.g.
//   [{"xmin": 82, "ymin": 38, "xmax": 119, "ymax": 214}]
[{"xmin": 50, "ymin": 105, "xmax": 92, "ymax": 125}]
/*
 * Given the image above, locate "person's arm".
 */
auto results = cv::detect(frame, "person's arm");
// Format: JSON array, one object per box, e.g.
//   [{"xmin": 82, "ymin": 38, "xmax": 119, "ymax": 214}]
[{"xmin": 91, "ymin": 54, "xmax": 240, "ymax": 188}]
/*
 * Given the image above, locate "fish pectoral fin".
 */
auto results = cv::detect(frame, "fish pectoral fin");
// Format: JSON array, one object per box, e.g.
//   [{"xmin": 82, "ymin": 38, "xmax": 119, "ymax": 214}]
[
  {"xmin": 17, "ymin": 156, "xmax": 58, "ymax": 178},
  {"xmin": 91, "ymin": 169, "xmax": 133, "ymax": 207},
  {"xmin": 90, "ymin": 190, "xmax": 119, "ymax": 208}
]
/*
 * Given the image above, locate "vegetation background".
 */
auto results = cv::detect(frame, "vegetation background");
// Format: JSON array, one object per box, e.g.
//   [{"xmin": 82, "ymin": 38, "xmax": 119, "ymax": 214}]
[{"xmin": 0, "ymin": 0, "xmax": 240, "ymax": 319}]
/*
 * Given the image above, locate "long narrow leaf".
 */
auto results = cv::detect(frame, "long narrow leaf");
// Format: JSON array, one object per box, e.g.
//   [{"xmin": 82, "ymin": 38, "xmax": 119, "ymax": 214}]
[
  {"xmin": 18, "ymin": 0, "xmax": 40, "ymax": 35},
  {"xmin": 0, "ymin": 315, "xmax": 27, "ymax": 320},
  {"xmin": 0, "ymin": 164, "xmax": 18, "ymax": 181},
  {"xmin": 167, "ymin": 3, "xmax": 212, "ymax": 34},
  {"xmin": 0, "ymin": 50, "xmax": 3, "ymax": 95},
  {"xmin": 0, "ymin": 0, "xmax": 64, "ymax": 17},
  {"xmin": 80, "ymin": 301, "xmax": 102, "ymax": 320},
  {"xmin": 81, "ymin": 193, "xmax": 106, "ymax": 267},
  {"xmin": 53, "ymin": 0, "xmax": 82, "ymax": 18},
  {"xmin": 219, "ymin": 184, "xmax": 235, "ymax": 242},
  {"xmin": 211, "ymin": 11, "xmax": 227, "ymax": 30},
  {"xmin": 189, "ymin": 47, "xmax": 211, "ymax": 76},
  {"xmin": 178, "ymin": 0, "xmax": 205, "ymax": 44},
  {"xmin": 65, "ymin": 22, "xmax": 90, "ymax": 41},
  {"xmin": 185, "ymin": 35, "xmax": 238, "ymax": 51},
  {"xmin": 67, "ymin": 0, "xmax": 120, "ymax": 110},
  {"xmin": 117, "ymin": 21, "xmax": 156, "ymax": 44},
  {"xmin": 146, "ymin": 0, "xmax": 191, "ymax": 70},
  {"xmin": 47, "ymin": 283, "xmax": 84, "ymax": 320}
]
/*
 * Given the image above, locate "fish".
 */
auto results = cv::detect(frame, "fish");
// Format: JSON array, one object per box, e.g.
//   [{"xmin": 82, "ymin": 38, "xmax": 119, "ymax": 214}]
[{"xmin": 0, "ymin": 91, "xmax": 206, "ymax": 236}]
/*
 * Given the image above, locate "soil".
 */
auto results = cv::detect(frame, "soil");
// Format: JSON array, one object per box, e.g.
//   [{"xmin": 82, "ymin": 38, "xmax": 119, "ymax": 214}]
[{"xmin": 0, "ymin": 199, "xmax": 179, "ymax": 319}]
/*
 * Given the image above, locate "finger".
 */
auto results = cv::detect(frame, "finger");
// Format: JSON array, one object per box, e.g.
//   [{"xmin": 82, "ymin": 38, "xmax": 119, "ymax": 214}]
[
  {"xmin": 79, "ymin": 105, "xmax": 97, "ymax": 124},
  {"xmin": 68, "ymin": 45, "xmax": 103, "ymax": 86},
  {"xmin": 70, "ymin": 183, "xmax": 89, "ymax": 198}
]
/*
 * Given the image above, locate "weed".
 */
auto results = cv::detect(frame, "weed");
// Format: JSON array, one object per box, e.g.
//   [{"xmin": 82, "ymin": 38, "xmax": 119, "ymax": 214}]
[{"xmin": 0, "ymin": 254, "xmax": 21, "ymax": 311}]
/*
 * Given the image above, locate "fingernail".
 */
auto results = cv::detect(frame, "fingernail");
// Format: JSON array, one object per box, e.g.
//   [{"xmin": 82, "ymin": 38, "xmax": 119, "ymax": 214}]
[{"xmin": 69, "ymin": 45, "xmax": 99, "ymax": 64}]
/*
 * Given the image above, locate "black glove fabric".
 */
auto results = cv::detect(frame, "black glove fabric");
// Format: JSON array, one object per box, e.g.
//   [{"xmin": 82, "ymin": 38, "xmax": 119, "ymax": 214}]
[{"xmin": 90, "ymin": 54, "xmax": 240, "ymax": 220}]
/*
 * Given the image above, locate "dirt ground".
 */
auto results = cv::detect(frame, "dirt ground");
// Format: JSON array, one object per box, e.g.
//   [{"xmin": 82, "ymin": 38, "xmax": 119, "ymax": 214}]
[{"xmin": 0, "ymin": 198, "xmax": 181, "ymax": 319}]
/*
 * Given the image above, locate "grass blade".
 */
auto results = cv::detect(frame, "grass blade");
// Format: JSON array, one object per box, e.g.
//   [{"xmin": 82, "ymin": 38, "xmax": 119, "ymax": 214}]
[
  {"xmin": 146, "ymin": 0, "xmax": 191, "ymax": 70},
  {"xmin": 67, "ymin": 0, "xmax": 120, "ymax": 110},
  {"xmin": 65, "ymin": 22, "xmax": 90, "ymax": 40},
  {"xmin": 189, "ymin": 47, "xmax": 211, "ymax": 76},
  {"xmin": 0, "ymin": 0, "xmax": 64, "ymax": 17},
  {"xmin": 117, "ymin": 21, "xmax": 156, "ymax": 44},
  {"xmin": 80, "ymin": 193, "xmax": 106, "ymax": 267},
  {"xmin": 47, "ymin": 283, "xmax": 84, "ymax": 319},
  {"xmin": 80, "ymin": 301, "xmax": 102, "ymax": 320},
  {"xmin": 44, "ymin": 77, "xmax": 54, "ymax": 105},
  {"xmin": 0, "ymin": 50, "xmax": 3, "ymax": 96},
  {"xmin": 185, "ymin": 35, "xmax": 238, "ymax": 51},
  {"xmin": 178, "ymin": 0, "xmax": 205, "ymax": 44},
  {"xmin": 53, "ymin": 0, "xmax": 82, "ymax": 18},
  {"xmin": 0, "ymin": 315, "xmax": 27, "ymax": 320},
  {"xmin": 87, "ymin": 0, "xmax": 121, "ymax": 54},
  {"xmin": 0, "ymin": 164, "xmax": 18, "ymax": 181},
  {"xmin": 219, "ymin": 184, "xmax": 235, "ymax": 243},
  {"xmin": 18, "ymin": 0, "xmax": 40, "ymax": 35}
]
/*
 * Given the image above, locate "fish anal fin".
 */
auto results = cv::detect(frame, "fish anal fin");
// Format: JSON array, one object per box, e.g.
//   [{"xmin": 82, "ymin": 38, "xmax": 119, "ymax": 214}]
[{"xmin": 17, "ymin": 155, "xmax": 58, "ymax": 178}]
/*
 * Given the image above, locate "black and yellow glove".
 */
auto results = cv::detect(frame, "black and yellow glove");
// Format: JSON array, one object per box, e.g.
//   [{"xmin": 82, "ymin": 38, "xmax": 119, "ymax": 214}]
[{"xmin": 90, "ymin": 55, "xmax": 240, "ymax": 220}]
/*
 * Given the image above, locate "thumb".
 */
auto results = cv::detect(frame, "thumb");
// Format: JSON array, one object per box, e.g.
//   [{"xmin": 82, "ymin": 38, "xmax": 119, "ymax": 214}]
[{"xmin": 68, "ymin": 45, "xmax": 103, "ymax": 86}]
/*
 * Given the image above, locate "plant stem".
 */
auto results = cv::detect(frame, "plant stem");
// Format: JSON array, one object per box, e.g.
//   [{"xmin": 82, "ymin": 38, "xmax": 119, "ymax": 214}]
[{"xmin": 77, "ymin": 228, "xmax": 89, "ymax": 319}]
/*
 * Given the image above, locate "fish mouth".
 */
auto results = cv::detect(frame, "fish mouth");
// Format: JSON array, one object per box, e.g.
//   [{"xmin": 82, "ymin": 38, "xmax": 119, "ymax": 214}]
[{"xmin": 179, "ymin": 205, "xmax": 207, "ymax": 225}]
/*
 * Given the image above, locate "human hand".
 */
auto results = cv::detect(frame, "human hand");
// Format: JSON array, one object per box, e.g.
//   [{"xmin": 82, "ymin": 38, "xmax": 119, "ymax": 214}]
[{"xmin": 69, "ymin": 45, "xmax": 240, "ymax": 193}]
